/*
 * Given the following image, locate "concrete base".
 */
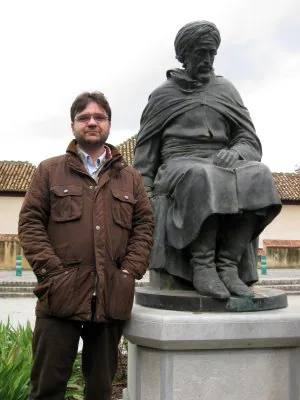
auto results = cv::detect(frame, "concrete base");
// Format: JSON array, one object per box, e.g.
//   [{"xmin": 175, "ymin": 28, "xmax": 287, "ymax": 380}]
[{"xmin": 123, "ymin": 299, "xmax": 300, "ymax": 400}]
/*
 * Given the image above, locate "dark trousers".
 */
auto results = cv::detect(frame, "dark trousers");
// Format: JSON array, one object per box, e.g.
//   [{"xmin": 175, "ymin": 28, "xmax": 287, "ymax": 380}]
[{"xmin": 29, "ymin": 317, "xmax": 124, "ymax": 400}]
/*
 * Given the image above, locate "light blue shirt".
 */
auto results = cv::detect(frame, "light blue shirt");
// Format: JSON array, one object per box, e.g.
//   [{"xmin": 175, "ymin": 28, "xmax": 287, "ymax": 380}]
[{"xmin": 78, "ymin": 147, "xmax": 106, "ymax": 176}]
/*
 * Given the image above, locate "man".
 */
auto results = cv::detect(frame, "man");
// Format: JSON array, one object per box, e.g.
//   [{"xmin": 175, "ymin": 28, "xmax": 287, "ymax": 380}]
[
  {"xmin": 133, "ymin": 21, "xmax": 281, "ymax": 299},
  {"xmin": 18, "ymin": 92, "xmax": 154, "ymax": 400}
]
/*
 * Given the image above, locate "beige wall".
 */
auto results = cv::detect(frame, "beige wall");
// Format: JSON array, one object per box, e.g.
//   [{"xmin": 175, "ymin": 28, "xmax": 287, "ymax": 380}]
[
  {"xmin": 0, "ymin": 239, "xmax": 30, "ymax": 269},
  {"xmin": 259, "ymin": 204, "xmax": 300, "ymax": 246},
  {"xmin": 0, "ymin": 195, "xmax": 25, "ymax": 234},
  {"xmin": 265, "ymin": 247, "xmax": 300, "ymax": 268}
]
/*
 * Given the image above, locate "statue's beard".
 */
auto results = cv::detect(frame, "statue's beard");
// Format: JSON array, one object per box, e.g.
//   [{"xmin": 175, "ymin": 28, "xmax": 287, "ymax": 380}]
[
  {"xmin": 186, "ymin": 66, "xmax": 213, "ymax": 84},
  {"xmin": 196, "ymin": 71, "xmax": 211, "ymax": 83}
]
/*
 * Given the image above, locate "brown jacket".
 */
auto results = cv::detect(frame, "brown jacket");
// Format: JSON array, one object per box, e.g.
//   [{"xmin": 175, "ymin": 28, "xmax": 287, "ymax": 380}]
[{"xmin": 18, "ymin": 140, "xmax": 154, "ymax": 321}]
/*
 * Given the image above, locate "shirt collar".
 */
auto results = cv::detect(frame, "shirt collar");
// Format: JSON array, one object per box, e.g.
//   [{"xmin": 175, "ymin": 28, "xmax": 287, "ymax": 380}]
[{"xmin": 77, "ymin": 145, "xmax": 112, "ymax": 165}]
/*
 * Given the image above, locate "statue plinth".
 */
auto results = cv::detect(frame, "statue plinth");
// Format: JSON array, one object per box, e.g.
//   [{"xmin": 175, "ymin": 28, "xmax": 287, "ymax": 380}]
[
  {"xmin": 123, "ymin": 298, "xmax": 300, "ymax": 400},
  {"xmin": 135, "ymin": 270, "xmax": 288, "ymax": 312}
]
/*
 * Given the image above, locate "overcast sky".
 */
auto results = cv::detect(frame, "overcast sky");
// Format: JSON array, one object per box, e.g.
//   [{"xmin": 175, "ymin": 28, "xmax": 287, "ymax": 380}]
[{"xmin": 0, "ymin": 0, "xmax": 299, "ymax": 172}]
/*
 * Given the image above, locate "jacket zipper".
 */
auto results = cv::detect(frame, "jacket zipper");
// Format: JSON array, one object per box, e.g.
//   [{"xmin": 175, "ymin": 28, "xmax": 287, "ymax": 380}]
[
  {"xmin": 93, "ymin": 273, "xmax": 97, "ymax": 296},
  {"xmin": 91, "ymin": 274, "xmax": 97, "ymax": 321}
]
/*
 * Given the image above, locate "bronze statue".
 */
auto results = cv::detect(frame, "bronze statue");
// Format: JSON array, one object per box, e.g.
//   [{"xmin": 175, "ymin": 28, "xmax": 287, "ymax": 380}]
[{"xmin": 133, "ymin": 21, "xmax": 282, "ymax": 299}]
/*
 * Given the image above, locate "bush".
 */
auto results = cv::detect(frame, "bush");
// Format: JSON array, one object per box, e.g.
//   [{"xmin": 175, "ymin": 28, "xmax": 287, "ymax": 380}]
[
  {"xmin": 0, "ymin": 321, "xmax": 127, "ymax": 400},
  {"xmin": 0, "ymin": 320, "xmax": 32, "ymax": 400}
]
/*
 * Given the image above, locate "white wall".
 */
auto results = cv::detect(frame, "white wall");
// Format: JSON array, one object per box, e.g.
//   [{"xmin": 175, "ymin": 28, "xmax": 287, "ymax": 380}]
[
  {"xmin": 0, "ymin": 195, "xmax": 25, "ymax": 234},
  {"xmin": 259, "ymin": 204, "xmax": 300, "ymax": 246}
]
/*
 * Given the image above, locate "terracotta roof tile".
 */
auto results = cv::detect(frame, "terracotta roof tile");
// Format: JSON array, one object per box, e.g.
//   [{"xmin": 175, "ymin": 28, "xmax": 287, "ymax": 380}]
[
  {"xmin": 0, "ymin": 233, "xmax": 18, "ymax": 240},
  {"xmin": 263, "ymin": 240, "xmax": 300, "ymax": 248},
  {"xmin": 117, "ymin": 135, "xmax": 137, "ymax": 165},
  {"xmin": 258, "ymin": 248, "xmax": 266, "ymax": 256},
  {"xmin": 272, "ymin": 173, "xmax": 300, "ymax": 201},
  {"xmin": 0, "ymin": 161, "xmax": 36, "ymax": 192}
]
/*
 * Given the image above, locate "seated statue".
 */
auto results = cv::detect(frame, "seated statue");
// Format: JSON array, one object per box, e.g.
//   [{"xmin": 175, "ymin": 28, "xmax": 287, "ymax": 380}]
[{"xmin": 133, "ymin": 21, "xmax": 282, "ymax": 299}]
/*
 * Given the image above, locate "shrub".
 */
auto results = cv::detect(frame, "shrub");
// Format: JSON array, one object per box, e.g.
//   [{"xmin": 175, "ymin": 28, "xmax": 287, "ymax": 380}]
[
  {"xmin": 0, "ymin": 320, "xmax": 32, "ymax": 400},
  {"xmin": 0, "ymin": 321, "xmax": 127, "ymax": 400}
]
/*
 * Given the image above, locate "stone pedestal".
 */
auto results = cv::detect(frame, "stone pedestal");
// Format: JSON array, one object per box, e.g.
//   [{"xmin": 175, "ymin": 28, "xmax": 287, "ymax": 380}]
[
  {"xmin": 123, "ymin": 298, "xmax": 300, "ymax": 400},
  {"xmin": 138, "ymin": 270, "xmax": 288, "ymax": 312}
]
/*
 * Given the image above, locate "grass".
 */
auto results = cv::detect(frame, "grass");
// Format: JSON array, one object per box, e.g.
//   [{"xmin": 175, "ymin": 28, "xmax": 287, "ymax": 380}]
[{"xmin": 0, "ymin": 320, "xmax": 127, "ymax": 400}]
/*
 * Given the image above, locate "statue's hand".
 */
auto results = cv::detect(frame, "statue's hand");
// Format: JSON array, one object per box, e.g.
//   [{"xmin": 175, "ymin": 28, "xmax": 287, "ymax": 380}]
[
  {"xmin": 145, "ymin": 185, "xmax": 154, "ymax": 199},
  {"xmin": 213, "ymin": 149, "xmax": 239, "ymax": 168}
]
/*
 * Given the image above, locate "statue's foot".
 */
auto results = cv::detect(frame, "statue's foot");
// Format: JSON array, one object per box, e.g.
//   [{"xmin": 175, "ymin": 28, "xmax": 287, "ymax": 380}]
[
  {"xmin": 193, "ymin": 268, "xmax": 230, "ymax": 299},
  {"xmin": 218, "ymin": 271, "xmax": 254, "ymax": 298}
]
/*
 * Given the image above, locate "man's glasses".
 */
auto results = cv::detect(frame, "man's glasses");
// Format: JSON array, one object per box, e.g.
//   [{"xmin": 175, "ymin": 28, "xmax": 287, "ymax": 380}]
[{"xmin": 74, "ymin": 114, "xmax": 109, "ymax": 124}]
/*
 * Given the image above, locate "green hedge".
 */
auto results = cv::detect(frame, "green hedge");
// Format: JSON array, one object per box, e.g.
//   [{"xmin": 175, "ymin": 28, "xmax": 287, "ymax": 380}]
[{"xmin": 0, "ymin": 321, "xmax": 127, "ymax": 400}]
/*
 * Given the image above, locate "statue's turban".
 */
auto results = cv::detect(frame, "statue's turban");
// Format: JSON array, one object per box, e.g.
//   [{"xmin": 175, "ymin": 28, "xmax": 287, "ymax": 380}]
[{"xmin": 174, "ymin": 21, "xmax": 221, "ymax": 63}]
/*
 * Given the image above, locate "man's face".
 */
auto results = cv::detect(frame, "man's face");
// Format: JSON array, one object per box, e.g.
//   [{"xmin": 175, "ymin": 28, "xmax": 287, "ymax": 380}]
[
  {"xmin": 185, "ymin": 39, "xmax": 217, "ymax": 82},
  {"xmin": 71, "ymin": 101, "xmax": 111, "ymax": 150}
]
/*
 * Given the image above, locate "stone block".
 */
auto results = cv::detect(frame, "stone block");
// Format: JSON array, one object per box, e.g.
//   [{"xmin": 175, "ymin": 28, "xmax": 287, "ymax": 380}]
[{"xmin": 123, "ymin": 300, "xmax": 300, "ymax": 399}]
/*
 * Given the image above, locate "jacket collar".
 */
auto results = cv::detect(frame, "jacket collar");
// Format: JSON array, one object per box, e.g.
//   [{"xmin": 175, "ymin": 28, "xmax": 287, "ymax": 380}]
[{"xmin": 66, "ymin": 139, "xmax": 128, "ymax": 174}]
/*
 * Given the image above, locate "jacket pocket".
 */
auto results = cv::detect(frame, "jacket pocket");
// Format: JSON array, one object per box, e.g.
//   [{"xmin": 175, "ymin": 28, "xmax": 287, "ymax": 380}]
[
  {"xmin": 48, "ymin": 266, "xmax": 79, "ymax": 317},
  {"xmin": 50, "ymin": 185, "xmax": 83, "ymax": 222},
  {"xmin": 33, "ymin": 279, "xmax": 51, "ymax": 313},
  {"xmin": 105, "ymin": 268, "xmax": 135, "ymax": 320},
  {"xmin": 111, "ymin": 189, "xmax": 137, "ymax": 229}
]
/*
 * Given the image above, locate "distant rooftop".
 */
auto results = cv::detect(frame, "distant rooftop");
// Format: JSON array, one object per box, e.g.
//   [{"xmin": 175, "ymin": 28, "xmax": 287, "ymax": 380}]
[
  {"xmin": 0, "ymin": 233, "xmax": 18, "ymax": 240},
  {"xmin": 263, "ymin": 240, "xmax": 300, "ymax": 248},
  {"xmin": 0, "ymin": 161, "xmax": 36, "ymax": 192},
  {"xmin": 258, "ymin": 248, "xmax": 266, "ymax": 256},
  {"xmin": 272, "ymin": 173, "xmax": 300, "ymax": 201},
  {"xmin": 117, "ymin": 135, "xmax": 136, "ymax": 165}
]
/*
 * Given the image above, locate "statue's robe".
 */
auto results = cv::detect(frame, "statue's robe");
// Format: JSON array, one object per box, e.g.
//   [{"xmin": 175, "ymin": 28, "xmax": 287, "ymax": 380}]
[{"xmin": 134, "ymin": 69, "xmax": 282, "ymax": 284}]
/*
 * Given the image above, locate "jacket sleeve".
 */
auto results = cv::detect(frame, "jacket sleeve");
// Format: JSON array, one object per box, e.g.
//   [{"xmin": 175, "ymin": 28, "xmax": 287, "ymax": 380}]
[
  {"xmin": 18, "ymin": 162, "xmax": 63, "ymax": 281},
  {"xmin": 121, "ymin": 172, "xmax": 155, "ymax": 279}
]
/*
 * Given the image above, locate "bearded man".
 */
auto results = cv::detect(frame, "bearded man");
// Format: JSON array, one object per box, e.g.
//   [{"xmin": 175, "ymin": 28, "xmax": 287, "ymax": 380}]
[{"xmin": 133, "ymin": 21, "xmax": 281, "ymax": 299}]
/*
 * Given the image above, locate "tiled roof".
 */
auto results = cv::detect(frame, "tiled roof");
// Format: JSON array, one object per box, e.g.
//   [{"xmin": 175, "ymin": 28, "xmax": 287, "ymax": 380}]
[
  {"xmin": 258, "ymin": 248, "xmax": 266, "ymax": 256},
  {"xmin": 263, "ymin": 240, "xmax": 300, "ymax": 248},
  {"xmin": 0, "ymin": 161, "xmax": 36, "ymax": 192},
  {"xmin": 272, "ymin": 173, "xmax": 300, "ymax": 201},
  {"xmin": 0, "ymin": 233, "xmax": 18, "ymax": 240},
  {"xmin": 117, "ymin": 135, "xmax": 137, "ymax": 165}
]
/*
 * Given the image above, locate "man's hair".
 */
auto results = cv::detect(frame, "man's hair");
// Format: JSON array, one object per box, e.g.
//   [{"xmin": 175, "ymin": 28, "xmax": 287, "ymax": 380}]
[{"xmin": 70, "ymin": 92, "xmax": 112, "ymax": 122}]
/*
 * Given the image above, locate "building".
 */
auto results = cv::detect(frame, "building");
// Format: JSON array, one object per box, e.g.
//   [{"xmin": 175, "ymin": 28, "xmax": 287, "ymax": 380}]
[
  {"xmin": 0, "ymin": 161, "xmax": 35, "ymax": 268},
  {"xmin": 259, "ymin": 173, "xmax": 300, "ymax": 245},
  {"xmin": 0, "ymin": 161, "xmax": 35, "ymax": 233}
]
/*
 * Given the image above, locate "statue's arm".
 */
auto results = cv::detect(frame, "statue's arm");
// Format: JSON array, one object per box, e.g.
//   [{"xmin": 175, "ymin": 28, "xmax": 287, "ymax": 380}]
[
  {"xmin": 133, "ymin": 88, "xmax": 166, "ymax": 190},
  {"xmin": 133, "ymin": 134, "xmax": 162, "ymax": 189},
  {"xmin": 225, "ymin": 80, "xmax": 262, "ymax": 162},
  {"xmin": 212, "ymin": 79, "xmax": 262, "ymax": 168},
  {"xmin": 229, "ymin": 125, "xmax": 262, "ymax": 161}
]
